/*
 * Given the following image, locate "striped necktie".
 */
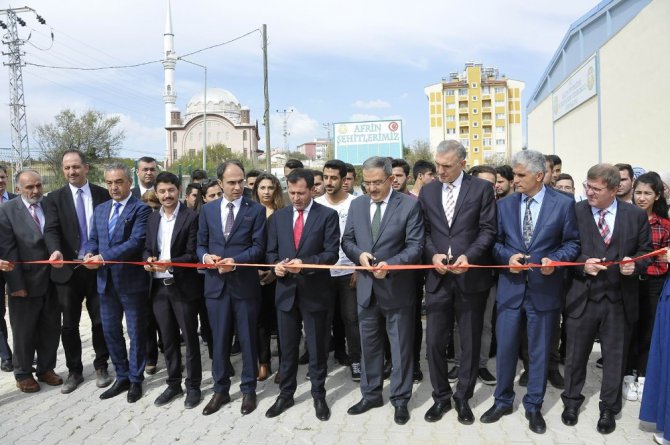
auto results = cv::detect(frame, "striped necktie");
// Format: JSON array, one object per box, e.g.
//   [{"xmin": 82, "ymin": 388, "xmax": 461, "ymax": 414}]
[{"xmin": 108, "ymin": 202, "xmax": 122, "ymax": 239}]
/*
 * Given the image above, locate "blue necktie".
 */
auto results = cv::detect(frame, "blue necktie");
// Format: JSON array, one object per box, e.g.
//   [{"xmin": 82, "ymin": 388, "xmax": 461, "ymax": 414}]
[
  {"xmin": 76, "ymin": 189, "xmax": 88, "ymax": 254},
  {"xmin": 108, "ymin": 202, "xmax": 122, "ymax": 240}
]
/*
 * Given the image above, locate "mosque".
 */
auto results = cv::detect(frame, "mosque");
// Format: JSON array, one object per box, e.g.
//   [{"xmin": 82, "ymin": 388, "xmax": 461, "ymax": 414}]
[{"xmin": 162, "ymin": 1, "xmax": 259, "ymax": 166}]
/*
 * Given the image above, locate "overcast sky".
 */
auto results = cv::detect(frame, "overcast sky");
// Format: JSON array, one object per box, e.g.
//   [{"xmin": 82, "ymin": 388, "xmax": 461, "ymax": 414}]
[{"xmin": 0, "ymin": 0, "xmax": 592, "ymax": 161}]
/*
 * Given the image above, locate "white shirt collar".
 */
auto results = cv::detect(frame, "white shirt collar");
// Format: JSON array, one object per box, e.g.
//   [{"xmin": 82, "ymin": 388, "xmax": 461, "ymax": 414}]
[
  {"xmin": 68, "ymin": 181, "xmax": 91, "ymax": 195},
  {"xmin": 160, "ymin": 201, "xmax": 180, "ymax": 221},
  {"xmin": 443, "ymin": 171, "xmax": 464, "ymax": 189}
]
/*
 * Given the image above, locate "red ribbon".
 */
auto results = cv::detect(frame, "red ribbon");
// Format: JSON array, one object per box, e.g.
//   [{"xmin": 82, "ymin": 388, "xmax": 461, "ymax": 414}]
[{"xmin": 13, "ymin": 248, "xmax": 668, "ymax": 272}]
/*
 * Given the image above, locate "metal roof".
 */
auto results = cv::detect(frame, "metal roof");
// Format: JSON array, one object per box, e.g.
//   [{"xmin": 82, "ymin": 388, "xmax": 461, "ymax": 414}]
[{"xmin": 526, "ymin": 0, "xmax": 652, "ymax": 113}]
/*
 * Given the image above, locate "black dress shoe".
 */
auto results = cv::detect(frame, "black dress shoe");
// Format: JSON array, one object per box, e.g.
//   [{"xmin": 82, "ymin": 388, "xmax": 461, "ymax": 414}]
[
  {"xmin": 347, "ymin": 398, "xmax": 383, "ymax": 415},
  {"xmin": 480, "ymin": 404, "xmax": 513, "ymax": 423},
  {"xmin": 99, "ymin": 379, "xmax": 130, "ymax": 400},
  {"xmin": 454, "ymin": 399, "xmax": 474, "ymax": 425},
  {"xmin": 382, "ymin": 360, "xmax": 392, "ymax": 380},
  {"xmin": 519, "ymin": 370, "xmax": 528, "ymax": 387},
  {"xmin": 561, "ymin": 407, "xmax": 579, "ymax": 426},
  {"xmin": 0, "ymin": 358, "xmax": 13, "ymax": 372},
  {"xmin": 265, "ymin": 397, "xmax": 295, "ymax": 418},
  {"xmin": 314, "ymin": 398, "xmax": 330, "ymax": 421},
  {"xmin": 127, "ymin": 383, "xmax": 143, "ymax": 403},
  {"xmin": 547, "ymin": 369, "xmax": 565, "ymax": 389},
  {"xmin": 413, "ymin": 365, "xmax": 424, "ymax": 383},
  {"xmin": 241, "ymin": 392, "xmax": 257, "ymax": 415},
  {"xmin": 394, "ymin": 405, "xmax": 410, "ymax": 425},
  {"xmin": 525, "ymin": 411, "xmax": 546, "ymax": 434},
  {"xmin": 154, "ymin": 386, "xmax": 183, "ymax": 406},
  {"xmin": 184, "ymin": 389, "xmax": 201, "ymax": 409},
  {"xmin": 202, "ymin": 392, "xmax": 231, "ymax": 416},
  {"xmin": 424, "ymin": 400, "xmax": 452, "ymax": 422},
  {"xmin": 597, "ymin": 409, "xmax": 616, "ymax": 434}
]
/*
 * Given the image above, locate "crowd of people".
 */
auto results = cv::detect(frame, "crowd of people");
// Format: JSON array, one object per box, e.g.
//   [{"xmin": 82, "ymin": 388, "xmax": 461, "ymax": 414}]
[{"xmin": 0, "ymin": 141, "xmax": 669, "ymax": 442}]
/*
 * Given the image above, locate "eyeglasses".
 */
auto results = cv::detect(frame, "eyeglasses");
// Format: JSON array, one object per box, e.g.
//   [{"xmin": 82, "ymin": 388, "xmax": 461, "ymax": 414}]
[
  {"xmin": 582, "ymin": 182, "xmax": 607, "ymax": 194},
  {"xmin": 361, "ymin": 177, "xmax": 390, "ymax": 188}
]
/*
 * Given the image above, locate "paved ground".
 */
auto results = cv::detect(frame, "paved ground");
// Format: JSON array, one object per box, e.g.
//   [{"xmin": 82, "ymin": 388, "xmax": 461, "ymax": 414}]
[{"xmin": 0, "ymin": 314, "xmax": 657, "ymax": 445}]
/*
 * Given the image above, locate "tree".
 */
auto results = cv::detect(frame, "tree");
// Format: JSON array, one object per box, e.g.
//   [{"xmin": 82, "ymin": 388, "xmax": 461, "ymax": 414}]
[
  {"xmin": 404, "ymin": 139, "xmax": 433, "ymax": 166},
  {"xmin": 34, "ymin": 109, "xmax": 124, "ymax": 184},
  {"xmin": 167, "ymin": 143, "xmax": 252, "ymax": 179}
]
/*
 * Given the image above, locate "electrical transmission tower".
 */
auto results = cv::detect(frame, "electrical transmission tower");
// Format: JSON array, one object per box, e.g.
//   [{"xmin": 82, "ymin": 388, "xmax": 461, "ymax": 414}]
[
  {"xmin": 0, "ymin": 7, "xmax": 47, "ymax": 170},
  {"xmin": 276, "ymin": 108, "xmax": 293, "ymax": 152}
]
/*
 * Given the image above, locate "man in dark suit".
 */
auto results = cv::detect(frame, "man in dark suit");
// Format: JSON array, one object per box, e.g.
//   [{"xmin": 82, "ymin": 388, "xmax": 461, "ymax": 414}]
[
  {"xmin": 83, "ymin": 162, "xmax": 151, "ymax": 403},
  {"xmin": 479, "ymin": 150, "xmax": 580, "ymax": 434},
  {"xmin": 130, "ymin": 156, "xmax": 161, "ymax": 374},
  {"xmin": 197, "ymin": 160, "xmax": 266, "ymax": 416},
  {"xmin": 44, "ymin": 150, "xmax": 112, "ymax": 393},
  {"xmin": 265, "ymin": 168, "xmax": 340, "ymax": 421},
  {"xmin": 144, "ymin": 172, "xmax": 203, "ymax": 409},
  {"xmin": 0, "ymin": 164, "xmax": 16, "ymax": 372},
  {"xmin": 0, "ymin": 170, "xmax": 62, "ymax": 393},
  {"xmin": 131, "ymin": 156, "xmax": 157, "ymax": 199},
  {"xmin": 561, "ymin": 163, "xmax": 652, "ymax": 434},
  {"xmin": 342, "ymin": 156, "xmax": 424, "ymax": 425},
  {"xmin": 418, "ymin": 140, "xmax": 496, "ymax": 425}
]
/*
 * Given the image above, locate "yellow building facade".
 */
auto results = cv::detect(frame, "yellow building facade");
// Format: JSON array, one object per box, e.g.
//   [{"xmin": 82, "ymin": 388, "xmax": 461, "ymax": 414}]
[{"xmin": 425, "ymin": 63, "xmax": 524, "ymax": 166}]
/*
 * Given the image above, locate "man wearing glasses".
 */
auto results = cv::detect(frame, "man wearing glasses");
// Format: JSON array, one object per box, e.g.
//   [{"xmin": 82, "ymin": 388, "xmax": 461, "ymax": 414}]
[
  {"xmin": 561, "ymin": 163, "xmax": 652, "ymax": 435},
  {"xmin": 342, "ymin": 156, "xmax": 424, "ymax": 425}
]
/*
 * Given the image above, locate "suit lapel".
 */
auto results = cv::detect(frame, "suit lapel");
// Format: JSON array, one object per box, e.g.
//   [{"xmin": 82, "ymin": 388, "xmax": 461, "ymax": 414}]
[
  {"xmin": 451, "ymin": 174, "xmax": 471, "ymax": 226},
  {"xmin": 16, "ymin": 198, "xmax": 42, "ymax": 235},
  {"xmin": 170, "ymin": 204, "xmax": 187, "ymax": 249},
  {"xmin": 373, "ymin": 191, "xmax": 400, "ymax": 249},
  {"xmin": 528, "ymin": 190, "xmax": 555, "ymax": 248},
  {"xmin": 432, "ymin": 181, "xmax": 450, "ymax": 229},
  {"xmin": 110, "ymin": 198, "xmax": 135, "ymax": 242},
  {"xmin": 62, "ymin": 187, "xmax": 78, "ymax": 226},
  {"xmin": 226, "ymin": 198, "xmax": 249, "ymax": 243},
  {"xmin": 285, "ymin": 207, "xmax": 298, "ymax": 256}
]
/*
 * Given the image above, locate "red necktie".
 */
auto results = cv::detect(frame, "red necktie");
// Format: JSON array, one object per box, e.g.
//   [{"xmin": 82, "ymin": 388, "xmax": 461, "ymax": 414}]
[{"xmin": 293, "ymin": 210, "xmax": 304, "ymax": 250}]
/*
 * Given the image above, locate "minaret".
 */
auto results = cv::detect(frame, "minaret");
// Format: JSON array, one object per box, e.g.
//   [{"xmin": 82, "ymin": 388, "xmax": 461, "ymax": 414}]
[{"xmin": 163, "ymin": 0, "xmax": 177, "ymax": 162}]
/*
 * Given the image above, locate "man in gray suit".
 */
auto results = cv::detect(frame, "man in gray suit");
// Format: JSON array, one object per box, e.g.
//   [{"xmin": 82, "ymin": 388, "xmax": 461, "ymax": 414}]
[
  {"xmin": 342, "ymin": 156, "xmax": 424, "ymax": 425},
  {"xmin": 0, "ymin": 170, "xmax": 62, "ymax": 393}
]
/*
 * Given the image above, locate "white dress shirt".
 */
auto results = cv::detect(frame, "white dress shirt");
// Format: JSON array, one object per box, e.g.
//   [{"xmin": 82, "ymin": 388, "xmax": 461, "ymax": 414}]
[{"xmin": 154, "ymin": 203, "xmax": 180, "ymax": 279}]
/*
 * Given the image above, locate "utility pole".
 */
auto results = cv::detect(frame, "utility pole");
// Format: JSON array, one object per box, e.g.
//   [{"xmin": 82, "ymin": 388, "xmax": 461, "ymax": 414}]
[
  {"xmin": 0, "ymin": 7, "xmax": 45, "ymax": 171},
  {"xmin": 262, "ymin": 24, "xmax": 271, "ymax": 173}
]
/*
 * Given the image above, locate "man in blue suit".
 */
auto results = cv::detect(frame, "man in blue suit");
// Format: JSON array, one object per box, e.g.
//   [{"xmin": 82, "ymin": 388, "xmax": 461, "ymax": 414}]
[
  {"xmin": 480, "ymin": 150, "xmax": 579, "ymax": 434},
  {"xmin": 197, "ymin": 160, "xmax": 267, "ymax": 416},
  {"xmin": 265, "ymin": 168, "xmax": 340, "ymax": 421},
  {"xmin": 83, "ymin": 162, "xmax": 151, "ymax": 403}
]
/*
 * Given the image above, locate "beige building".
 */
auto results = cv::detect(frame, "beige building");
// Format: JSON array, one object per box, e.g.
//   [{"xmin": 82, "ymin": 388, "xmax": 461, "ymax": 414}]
[
  {"xmin": 527, "ymin": 0, "xmax": 670, "ymax": 184},
  {"xmin": 425, "ymin": 63, "xmax": 524, "ymax": 166}
]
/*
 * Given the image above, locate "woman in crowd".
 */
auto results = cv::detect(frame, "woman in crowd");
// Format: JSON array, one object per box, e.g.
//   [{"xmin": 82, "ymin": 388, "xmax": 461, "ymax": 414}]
[{"xmin": 252, "ymin": 172, "xmax": 284, "ymax": 383}]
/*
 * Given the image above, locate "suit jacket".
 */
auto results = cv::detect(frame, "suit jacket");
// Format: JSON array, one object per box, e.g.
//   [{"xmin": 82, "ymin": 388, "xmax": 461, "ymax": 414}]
[
  {"xmin": 196, "ymin": 196, "xmax": 266, "ymax": 300},
  {"xmin": 86, "ymin": 195, "xmax": 151, "ymax": 296},
  {"xmin": 143, "ymin": 203, "xmax": 203, "ymax": 301},
  {"xmin": 341, "ymin": 190, "xmax": 424, "ymax": 310},
  {"xmin": 43, "ymin": 182, "xmax": 110, "ymax": 284},
  {"xmin": 0, "ymin": 197, "xmax": 51, "ymax": 297},
  {"xmin": 266, "ymin": 201, "xmax": 340, "ymax": 312},
  {"xmin": 566, "ymin": 199, "xmax": 652, "ymax": 323},
  {"xmin": 493, "ymin": 188, "xmax": 580, "ymax": 311},
  {"xmin": 419, "ymin": 174, "xmax": 497, "ymax": 294}
]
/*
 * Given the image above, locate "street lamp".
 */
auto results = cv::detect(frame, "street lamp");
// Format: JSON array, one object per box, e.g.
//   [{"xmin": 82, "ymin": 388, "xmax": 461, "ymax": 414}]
[{"xmin": 179, "ymin": 58, "xmax": 207, "ymax": 171}]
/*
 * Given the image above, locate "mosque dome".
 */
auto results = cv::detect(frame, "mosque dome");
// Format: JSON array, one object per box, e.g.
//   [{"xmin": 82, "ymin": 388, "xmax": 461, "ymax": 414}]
[{"xmin": 185, "ymin": 88, "xmax": 241, "ymax": 124}]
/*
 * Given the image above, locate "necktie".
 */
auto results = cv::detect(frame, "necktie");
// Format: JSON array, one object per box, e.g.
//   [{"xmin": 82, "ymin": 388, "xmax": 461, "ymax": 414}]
[
  {"xmin": 224, "ymin": 202, "xmax": 235, "ymax": 239},
  {"xmin": 29, "ymin": 203, "xmax": 42, "ymax": 233},
  {"xmin": 0, "ymin": 195, "xmax": 4, "ymax": 204},
  {"xmin": 76, "ymin": 189, "xmax": 88, "ymax": 254},
  {"xmin": 371, "ymin": 202, "xmax": 382, "ymax": 241},
  {"xmin": 598, "ymin": 209, "xmax": 611, "ymax": 245},
  {"xmin": 294, "ymin": 209, "xmax": 304, "ymax": 250},
  {"xmin": 523, "ymin": 197, "xmax": 534, "ymax": 247},
  {"xmin": 444, "ymin": 182, "xmax": 455, "ymax": 226},
  {"xmin": 108, "ymin": 202, "xmax": 122, "ymax": 239}
]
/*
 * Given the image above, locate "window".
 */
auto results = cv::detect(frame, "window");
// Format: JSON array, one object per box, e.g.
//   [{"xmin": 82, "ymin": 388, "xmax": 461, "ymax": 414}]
[
  {"xmin": 496, "ymin": 139, "xmax": 506, "ymax": 145},
  {"xmin": 458, "ymin": 88, "xmax": 468, "ymax": 95},
  {"xmin": 473, "ymin": 134, "xmax": 479, "ymax": 140},
  {"xmin": 447, "ymin": 103, "xmax": 456, "ymax": 110},
  {"xmin": 495, "ymin": 113, "xmax": 505, "ymax": 120},
  {"xmin": 189, "ymin": 149, "xmax": 196, "ymax": 157},
  {"xmin": 496, "ymin": 125, "xmax": 505, "ymax": 133},
  {"xmin": 445, "ymin": 89, "xmax": 455, "ymax": 96},
  {"xmin": 459, "ymin": 128, "xmax": 469, "ymax": 134},
  {"xmin": 446, "ymin": 128, "xmax": 456, "ymax": 134},
  {"xmin": 472, "ymin": 108, "xmax": 478, "ymax": 114},
  {"xmin": 495, "ymin": 87, "xmax": 505, "ymax": 93},
  {"xmin": 473, "ymin": 122, "xmax": 479, "ymax": 127},
  {"xmin": 172, "ymin": 131, "xmax": 177, "ymax": 143},
  {"xmin": 471, "ymin": 96, "xmax": 478, "ymax": 102},
  {"xmin": 471, "ymin": 82, "xmax": 477, "ymax": 88},
  {"xmin": 446, "ymin": 115, "xmax": 455, "ymax": 122},
  {"xmin": 473, "ymin": 147, "xmax": 480, "ymax": 153},
  {"xmin": 460, "ymin": 138, "xmax": 469, "ymax": 147},
  {"xmin": 243, "ymin": 130, "xmax": 248, "ymax": 141},
  {"xmin": 482, "ymin": 86, "xmax": 490, "ymax": 94},
  {"xmin": 495, "ymin": 100, "xmax": 505, "ymax": 106},
  {"xmin": 483, "ymin": 138, "xmax": 492, "ymax": 146}
]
